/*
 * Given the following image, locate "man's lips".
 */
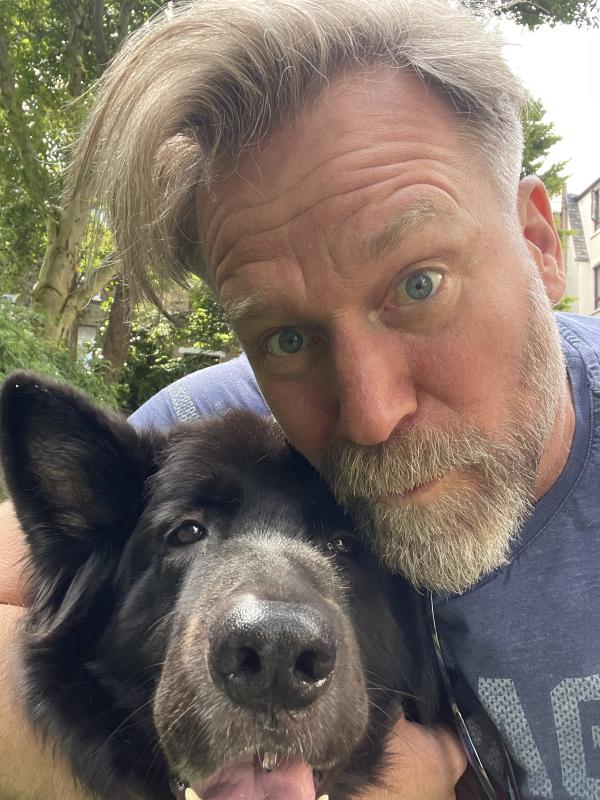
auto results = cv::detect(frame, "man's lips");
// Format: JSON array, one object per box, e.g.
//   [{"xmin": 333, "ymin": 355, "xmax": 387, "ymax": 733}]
[{"xmin": 375, "ymin": 471, "xmax": 456, "ymax": 505}]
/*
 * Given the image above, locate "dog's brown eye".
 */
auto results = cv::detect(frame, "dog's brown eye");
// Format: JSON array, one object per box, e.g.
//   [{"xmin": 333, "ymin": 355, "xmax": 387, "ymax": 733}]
[
  {"xmin": 325, "ymin": 536, "xmax": 354, "ymax": 555},
  {"xmin": 170, "ymin": 521, "xmax": 207, "ymax": 546}
]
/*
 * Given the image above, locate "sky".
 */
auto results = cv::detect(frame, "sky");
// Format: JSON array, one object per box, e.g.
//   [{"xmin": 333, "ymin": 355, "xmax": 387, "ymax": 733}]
[{"xmin": 500, "ymin": 19, "xmax": 600, "ymax": 197}]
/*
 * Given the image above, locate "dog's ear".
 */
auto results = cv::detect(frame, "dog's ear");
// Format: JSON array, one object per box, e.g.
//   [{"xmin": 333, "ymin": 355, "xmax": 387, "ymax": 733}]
[{"xmin": 1, "ymin": 371, "xmax": 162, "ymax": 581}]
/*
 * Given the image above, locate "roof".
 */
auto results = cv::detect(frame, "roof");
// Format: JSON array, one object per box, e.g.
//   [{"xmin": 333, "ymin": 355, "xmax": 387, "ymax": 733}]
[{"xmin": 574, "ymin": 176, "xmax": 600, "ymax": 201}]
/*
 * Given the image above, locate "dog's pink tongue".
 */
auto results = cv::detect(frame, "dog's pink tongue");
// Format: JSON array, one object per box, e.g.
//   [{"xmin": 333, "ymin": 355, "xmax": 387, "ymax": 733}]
[{"xmin": 194, "ymin": 759, "xmax": 315, "ymax": 800}]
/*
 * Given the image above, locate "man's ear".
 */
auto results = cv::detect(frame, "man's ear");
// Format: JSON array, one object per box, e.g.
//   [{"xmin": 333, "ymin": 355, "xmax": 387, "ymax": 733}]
[
  {"xmin": 518, "ymin": 175, "xmax": 566, "ymax": 304},
  {"xmin": 0, "ymin": 372, "xmax": 163, "ymax": 583}
]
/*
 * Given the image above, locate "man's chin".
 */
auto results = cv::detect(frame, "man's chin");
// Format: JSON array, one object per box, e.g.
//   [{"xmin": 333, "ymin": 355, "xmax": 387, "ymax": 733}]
[
  {"xmin": 349, "ymin": 493, "xmax": 526, "ymax": 595},
  {"xmin": 378, "ymin": 540, "xmax": 510, "ymax": 595}
]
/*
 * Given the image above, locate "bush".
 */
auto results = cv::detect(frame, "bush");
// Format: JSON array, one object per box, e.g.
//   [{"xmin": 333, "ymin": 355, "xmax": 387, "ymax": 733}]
[
  {"xmin": 0, "ymin": 303, "xmax": 119, "ymax": 501},
  {"xmin": 0, "ymin": 303, "xmax": 117, "ymax": 405},
  {"xmin": 115, "ymin": 281, "xmax": 238, "ymax": 411},
  {"xmin": 116, "ymin": 320, "xmax": 222, "ymax": 412}
]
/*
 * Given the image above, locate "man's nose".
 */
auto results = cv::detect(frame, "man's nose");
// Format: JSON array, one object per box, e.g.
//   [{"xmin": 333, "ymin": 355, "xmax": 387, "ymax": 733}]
[{"xmin": 332, "ymin": 326, "xmax": 417, "ymax": 446}]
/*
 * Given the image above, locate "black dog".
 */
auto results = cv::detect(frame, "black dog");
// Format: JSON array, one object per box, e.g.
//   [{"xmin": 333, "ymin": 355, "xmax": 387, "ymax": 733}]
[{"xmin": 1, "ymin": 372, "xmax": 464, "ymax": 800}]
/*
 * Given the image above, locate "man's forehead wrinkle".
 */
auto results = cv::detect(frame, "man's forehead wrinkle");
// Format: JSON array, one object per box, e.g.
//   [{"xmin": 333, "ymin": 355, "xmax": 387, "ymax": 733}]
[
  {"xmin": 206, "ymin": 135, "xmax": 451, "ymax": 262},
  {"xmin": 212, "ymin": 156, "xmax": 458, "ymax": 280},
  {"xmin": 367, "ymin": 200, "xmax": 450, "ymax": 262}
]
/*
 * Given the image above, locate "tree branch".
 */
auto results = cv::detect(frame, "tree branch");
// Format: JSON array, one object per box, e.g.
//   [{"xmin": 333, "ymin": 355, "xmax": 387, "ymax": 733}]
[
  {"xmin": 64, "ymin": 0, "xmax": 87, "ymax": 97},
  {"xmin": 55, "ymin": 256, "xmax": 118, "ymax": 342},
  {"xmin": 0, "ymin": 27, "xmax": 49, "ymax": 206},
  {"xmin": 70, "ymin": 257, "xmax": 117, "ymax": 307}
]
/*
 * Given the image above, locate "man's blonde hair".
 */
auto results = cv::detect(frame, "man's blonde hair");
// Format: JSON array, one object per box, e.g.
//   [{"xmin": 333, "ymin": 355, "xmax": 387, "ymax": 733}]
[{"xmin": 72, "ymin": 0, "xmax": 528, "ymax": 300}]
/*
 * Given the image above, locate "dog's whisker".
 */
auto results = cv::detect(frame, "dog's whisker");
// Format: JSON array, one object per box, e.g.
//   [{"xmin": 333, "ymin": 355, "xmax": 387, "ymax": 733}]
[
  {"xmin": 365, "ymin": 683, "xmax": 422, "ymax": 704},
  {"xmin": 99, "ymin": 697, "xmax": 157, "ymax": 747},
  {"xmin": 146, "ymin": 609, "xmax": 177, "ymax": 635}
]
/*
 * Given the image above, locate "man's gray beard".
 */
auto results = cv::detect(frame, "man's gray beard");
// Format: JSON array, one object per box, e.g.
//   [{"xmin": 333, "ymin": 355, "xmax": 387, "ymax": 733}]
[{"xmin": 319, "ymin": 273, "xmax": 567, "ymax": 594}]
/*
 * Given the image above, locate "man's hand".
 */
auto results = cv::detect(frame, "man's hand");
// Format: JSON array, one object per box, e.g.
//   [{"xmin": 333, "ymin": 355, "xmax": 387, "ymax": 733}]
[
  {"xmin": 0, "ymin": 500, "xmax": 29, "ymax": 605},
  {"xmin": 0, "ymin": 606, "xmax": 93, "ymax": 800},
  {"xmin": 0, "ymin": 501, "xmax": 92, "ymax": 799},
  {"xmin": 356, "ymin": 716, "xmax": 467, "ymax": 800}
]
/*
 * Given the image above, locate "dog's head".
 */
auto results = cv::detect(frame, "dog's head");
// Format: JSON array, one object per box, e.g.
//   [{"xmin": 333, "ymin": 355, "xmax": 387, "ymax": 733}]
[{"xmin": 1, "ymin": 373, "xmax": 440, "ymax": 800}]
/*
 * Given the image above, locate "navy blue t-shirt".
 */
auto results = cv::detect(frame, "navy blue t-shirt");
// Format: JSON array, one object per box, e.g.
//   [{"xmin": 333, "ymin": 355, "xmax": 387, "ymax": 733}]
[{"xmin": 130, "ymin": 313, "xmax": 600, "ymax": 799}]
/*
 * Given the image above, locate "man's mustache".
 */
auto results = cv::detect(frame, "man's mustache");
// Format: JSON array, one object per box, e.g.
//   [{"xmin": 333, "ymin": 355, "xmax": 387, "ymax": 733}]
[{"xmin": 318, "ymin": 425, "xmax": 511, "ymax": 503}]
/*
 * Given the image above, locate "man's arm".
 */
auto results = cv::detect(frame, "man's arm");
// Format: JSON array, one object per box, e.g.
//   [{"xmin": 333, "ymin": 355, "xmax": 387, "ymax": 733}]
[
  {"xmin": 0, "ymin": 501, "xmax": 28, "ymax": 606},
  {"xmin": 357, "ymin": 718, "xmax": 466, "ymax": 800},
  {"xmin": 0, "ymin": 501, "xmax": 92, "ymax": 800}
]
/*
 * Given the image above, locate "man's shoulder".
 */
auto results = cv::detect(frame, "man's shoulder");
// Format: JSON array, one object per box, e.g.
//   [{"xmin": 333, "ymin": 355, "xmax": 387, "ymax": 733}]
[
  {"xmin": 129, "ymin": 353, "xmax": 268, "ymax": 431},
  {"xmin": 556, "ymin": 310, "xmax": 600, "ymax": 348},
  {"xmin": 556, "ymin": 312, "xmax": 600, "ymax": 388}
]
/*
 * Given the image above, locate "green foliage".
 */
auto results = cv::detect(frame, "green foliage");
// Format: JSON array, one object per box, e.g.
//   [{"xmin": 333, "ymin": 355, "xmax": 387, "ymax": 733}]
[
  {"xmin": 500, "ymin": 1, "xmax": 598, "ymax": 28},
  {"xmin": 1, "ymin": 1, "xmax": 73, "ymax": 291},
  {"xmin": 177, "ymin": 282, "xmax": 238, "ymax": 351},
  {"xmin": 0, "ymin": 0, "xmax": 160, "ymax": 298},
  {"xmin": 111, "ymin": 280, "xmax": 237, "ymax": 411},
  {"xmin": 0, "ymin": 302, "xmax": 118, "ymax": 405},
  {"xmin": 0, "ymin": 300, "xmax": 118, "ymax": 501},
  {"xmin": 521, "ymin": 99, "xmax": 568, "ymax": 198},
  {"xmin": 554, "ymin": 295, "xmax": 577, "ymax": 312},
  {"xmin": 467, "ymin": 0, "xmax": 599, "ymax": 28}
]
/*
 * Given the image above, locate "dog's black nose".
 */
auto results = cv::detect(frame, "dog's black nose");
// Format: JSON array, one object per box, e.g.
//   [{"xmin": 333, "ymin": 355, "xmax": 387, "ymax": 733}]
[{"xmin": 209, "ymin": 596, "xmax": 337, "ymax": 711}]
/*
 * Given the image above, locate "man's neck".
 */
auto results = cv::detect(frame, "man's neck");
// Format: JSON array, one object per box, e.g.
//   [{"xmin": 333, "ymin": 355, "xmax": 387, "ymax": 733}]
[{"xmin": 534, "ymin": 376, "xmax": 576, "ymax": 501}]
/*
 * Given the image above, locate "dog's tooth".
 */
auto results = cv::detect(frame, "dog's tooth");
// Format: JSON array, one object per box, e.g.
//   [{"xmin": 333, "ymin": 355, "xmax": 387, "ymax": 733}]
[
  {"xmin": 184, "ymin": 789, "xmax": 203, "ymax": 800},
  {"xmin": 316, "ymin": 795, "xmax": 329, "ymax": 800},
  {"xmin": 261, "ymin": 751, "xmax": 279, "ymax": 771}
]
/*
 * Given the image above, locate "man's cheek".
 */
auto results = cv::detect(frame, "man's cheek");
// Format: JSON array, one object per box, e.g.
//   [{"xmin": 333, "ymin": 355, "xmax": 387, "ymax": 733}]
[{"xmin": 261, "ymin": 382, "xmax": 332, "ymax": 465}]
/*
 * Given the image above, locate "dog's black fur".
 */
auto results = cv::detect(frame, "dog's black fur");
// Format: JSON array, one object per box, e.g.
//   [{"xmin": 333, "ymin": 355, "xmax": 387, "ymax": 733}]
[{"xmin": 1, "ymin": 372, "xmax": 463, "ymax": 800}]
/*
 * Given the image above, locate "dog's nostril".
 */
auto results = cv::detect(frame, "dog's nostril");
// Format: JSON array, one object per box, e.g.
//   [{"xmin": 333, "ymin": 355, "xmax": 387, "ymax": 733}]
[
  {"xmin": 236, "ymin": 646, "xmax": 261, "ymax": 677},
  {"xmin": 294, "ymin": 649, "xmax": 333, "ymax": 683},
  {"xmin": 209, "ymin": 598, "xmax": 337, "ymax": 711}
]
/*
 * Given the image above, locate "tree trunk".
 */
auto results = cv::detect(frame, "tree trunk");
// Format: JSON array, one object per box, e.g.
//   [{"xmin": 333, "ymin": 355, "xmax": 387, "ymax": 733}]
[
  {"xmin": 58, "ymin": 257, "xmax": 117, "ymax": 343},
  {"xmin": 101, "ymin": 276, "xmax": 132, "ymax": 382},
  {"xmin": 31, "ymin": 190, "xmax": 89, "ymax": 341},
  {"xmin": 65, "ymin": 0, "xmax": 87, "ymax": 98},
  {"xmin": 90, "ymin": 0, "xmax": 109, "ymax": 67},
  {"xmin": 118, "ymin": 0, "xmax": 136, "ymax": 44}
]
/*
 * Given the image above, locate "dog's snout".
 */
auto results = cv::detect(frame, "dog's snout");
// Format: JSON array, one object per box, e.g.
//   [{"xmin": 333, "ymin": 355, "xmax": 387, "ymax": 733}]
[{"xmin": 209, "ymin": 597, "xmax": 336, "ymax": 711}]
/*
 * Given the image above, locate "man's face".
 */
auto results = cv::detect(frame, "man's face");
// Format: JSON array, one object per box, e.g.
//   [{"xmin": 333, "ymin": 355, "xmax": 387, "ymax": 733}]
[{"xmin": 199, "ymin": 69, "xmax": 567, "ymax": 592}]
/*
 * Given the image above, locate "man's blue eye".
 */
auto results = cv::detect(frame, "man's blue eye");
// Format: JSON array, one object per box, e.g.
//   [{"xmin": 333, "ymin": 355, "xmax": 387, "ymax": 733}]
[
  {"xmin": 394, "ymin": 269, "xmax": 442, "ymax": 305},
  {"xmin": 266, "ymin": 328, "xmax": 306, "ymax": 357},
  {"xmin": 407, "ymin": 272, "xmax": 433, "ymax": 299}
]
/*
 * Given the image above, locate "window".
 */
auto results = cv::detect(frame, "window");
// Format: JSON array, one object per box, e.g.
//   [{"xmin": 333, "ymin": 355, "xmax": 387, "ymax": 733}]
[
  {"xmin": 595, "ymin": 265, "xmax": 600, "ymax": 310},
  {"xmin": 592, "ymin": 188, "xmax": 600, "ymax": 231}
]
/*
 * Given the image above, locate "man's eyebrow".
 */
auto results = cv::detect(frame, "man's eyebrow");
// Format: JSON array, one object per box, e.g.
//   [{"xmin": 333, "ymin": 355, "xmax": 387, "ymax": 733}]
[
  {"xmin": 367, "ymin": 199, "xmax": 450, "ymax": 261},
  {"xmin": 221, "ymin": 289, "xmax": 274, "ymax": 325},
  {"xmin": 222, "ymin": 200, "xmax": 450, "ymax": 324}
]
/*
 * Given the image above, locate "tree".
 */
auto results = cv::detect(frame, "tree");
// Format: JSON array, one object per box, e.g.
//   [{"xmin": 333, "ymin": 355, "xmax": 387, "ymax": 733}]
[
  {"xmin": 100, "ymin": 275, "xmax": 132, "ymax": 383},
  {"xmin": 0, "ymin": 302, "xmax": 117, "ymax": 405},
  {"xmin": 468, "ymin": 0, "xmax": 599, "ymax": 28},
  {"xmin": 99, "ymin": 279, "xmax": 238, "ymax": 411},
  {"xmin": 522, "ymin": 99, "xmax": 568, "ymax": 197},
  {"xmin": 0, "ymin": 0, "xmax": 157, "ymax": 341}
]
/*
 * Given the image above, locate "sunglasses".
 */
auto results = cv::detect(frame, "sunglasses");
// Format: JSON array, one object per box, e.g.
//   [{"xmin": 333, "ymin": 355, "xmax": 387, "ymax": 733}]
[{"xmin": 427, "ymin": 592, "xmax": 522, "ymax": 800}]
